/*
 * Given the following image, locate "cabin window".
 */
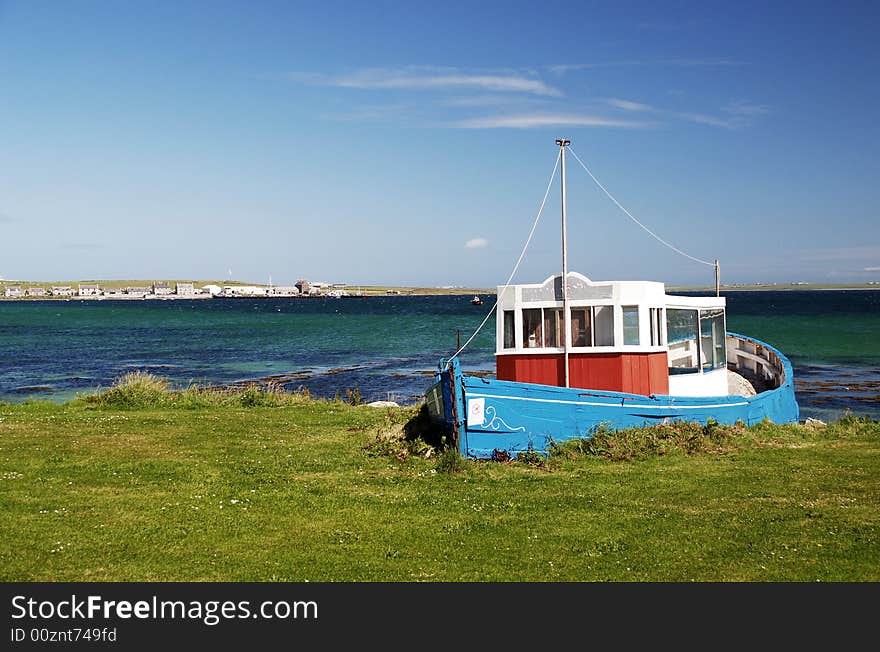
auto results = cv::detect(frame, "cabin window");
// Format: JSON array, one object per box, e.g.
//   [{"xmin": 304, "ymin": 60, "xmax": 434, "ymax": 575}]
[
  {"xmin": 650, "ymin": 308, "xmax": 664, "ymax": 346},
  {"xmin": 593, "ymin": 305, "xmax": 614, "ymax": 346},
  {"xmin": 570, "ymin": 308, "xmax": 590, "ymax": 347},
  {"xmin": 667, "ymin": 308, "xmax": 700, "ymax": 373},
  {"xmin": 542, "ymin": 308, "xmax": 564, "ymax": 347},
  {"xmin": 522, "ymin": 309, "xmax": 542, "ymax": 348},
  {"xmin": 521, "ymin": 305, "xmax": 615, "ymax": 348},
  {"xmin": 699, "ymin": 308, "xmax": 726, "ymax": 370},
  {"xmin": 503, "ymin": 310, "xmax": 515, "ymax": 349},
  {"xmin": 622, "ymin": 306, "xmax": 640, "ymax": 345}
]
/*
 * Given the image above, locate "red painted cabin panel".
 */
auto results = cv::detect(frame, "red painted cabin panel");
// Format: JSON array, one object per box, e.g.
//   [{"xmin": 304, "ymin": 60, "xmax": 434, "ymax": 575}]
[{"xmin": 496, "ymin": 352, "xmax": 669, "ymax": 396}]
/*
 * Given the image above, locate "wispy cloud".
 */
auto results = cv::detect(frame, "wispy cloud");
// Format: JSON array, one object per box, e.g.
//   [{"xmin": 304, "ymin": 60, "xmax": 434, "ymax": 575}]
[
  {"xmin": 604, "ymin": 98, "xmax": 759, "ymax": 129},
  {"xmin": 323, "ymin": 103, "xmax": 411, "ymax": 122},
  {"xmin": 452, "ymin": 113, "xmax": 652, "ymax": 129},
  {"xmin": 340, "ymin": 73, "xmax": 560, "ymax": 96},
  {"xmin": 465, "ymin": 238, "xmax": 488, "ymax": 249},
  {"xmin": 793, "ymin": 246, "xmax": 880, "ymax": 263},
  {"xmin": 724, "ymin": 248, "xmax": 880, "ymax": 279},
  {"xmin": 675, "ymin": 112, "xmax": 737, "ymax": 128},
  {"xmin": 606, "ymin": 98, "xmax": 653, "ymax": 112},
  {"xmin": 547, "ymin": 58, "xmax": 740, "ymax": 75},
  {"xmin": 287, "ymin": 66, "xmax": 763, "ymax": 131},
  {"xmin": 291, "ymin": 67, "xmax": 562, "ymax": 97},
  {"xmin": 723, "ymin": 100, "xmax": 771, "ymax": 117},
  {"xmin": 443, "ymin": 94, "xmax": 549, "ymax": 107},
  {"xmin": 817, "ymin": 247, "xmax": 880, "ymax": 260}
]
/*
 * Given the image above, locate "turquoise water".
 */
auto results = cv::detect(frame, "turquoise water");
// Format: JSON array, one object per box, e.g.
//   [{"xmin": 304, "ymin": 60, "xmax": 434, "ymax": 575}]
[
  {"xmin": 1, "ymin": 291, "xmax": 877, "ymax": 421},
  {"xmin": 721, "ymin": 290, "xmax": 879, "ymax": 421}
]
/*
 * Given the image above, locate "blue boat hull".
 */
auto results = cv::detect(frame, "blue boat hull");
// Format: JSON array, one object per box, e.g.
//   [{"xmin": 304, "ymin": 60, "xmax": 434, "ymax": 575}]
[{"xmin": 426, "ymin": 332, "xmax": 799, "ymax": 459}]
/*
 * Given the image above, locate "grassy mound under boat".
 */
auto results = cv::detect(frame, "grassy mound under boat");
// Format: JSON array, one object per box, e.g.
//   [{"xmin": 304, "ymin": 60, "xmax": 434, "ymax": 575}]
[{"xmin": 0, "ymin": 374, "xmax": 877, "ymax": 581}]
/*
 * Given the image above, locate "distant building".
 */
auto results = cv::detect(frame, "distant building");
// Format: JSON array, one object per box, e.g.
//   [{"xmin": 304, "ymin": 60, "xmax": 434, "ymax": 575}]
[
  {"xmin": 295, "ymin": 279, "xmax": 310, "ymax": 295},
  {"xmin": 78, "ymin": 284, "xmax": 101, "ymax": 296},
  {"xmin": 4, "ymin": 286, "xmax": 22, "ymax": 298},
  {"xmin": 152, "ymin": 281, "xmax": 172, "ymax": 296},
  {"xmin": 201, "ymin": 284, "xmax": 222, "ymax": 296},
  {"xmin": 51, "ymin": 286, "xmax": 75, "ymax": 297},
  {"xmin": 269, "ymin": 286, "xmax": 299, "ymax": 297},
  {"xmin": 25, "ymin": 287, "xmax": 46, "ymax": 297},
  {"xmin": 175, "ymin": 282, "xmax": 195, "ymax": 296},
  {"xmin": 222, "ymin": 285, "xmax": 267, "ymax": 297},
  {"xmin": 125, "ymin": 286, "xmax": 150, "ymax": 296}
]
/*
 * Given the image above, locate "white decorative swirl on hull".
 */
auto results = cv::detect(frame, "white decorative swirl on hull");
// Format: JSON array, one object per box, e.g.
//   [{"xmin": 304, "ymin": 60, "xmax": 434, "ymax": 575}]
[{"xmin": 482, "ymin": 405, "xmax": 526, "ymax": 432}]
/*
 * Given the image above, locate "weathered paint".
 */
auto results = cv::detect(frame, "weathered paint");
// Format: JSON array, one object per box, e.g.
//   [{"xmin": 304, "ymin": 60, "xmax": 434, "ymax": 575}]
[
  {"xmin": 496, "ymin": 351, "xmax": 669, "ymax": 395},
  {"xmin": 427, "ymin": 332, "xmax": 799, "ymax": 459}
]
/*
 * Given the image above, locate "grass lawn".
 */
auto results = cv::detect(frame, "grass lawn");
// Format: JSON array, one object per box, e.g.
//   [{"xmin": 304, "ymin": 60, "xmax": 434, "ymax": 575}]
[{"xmin": 1, "ymin": 387, "xmax": 877, "ymax": 582}]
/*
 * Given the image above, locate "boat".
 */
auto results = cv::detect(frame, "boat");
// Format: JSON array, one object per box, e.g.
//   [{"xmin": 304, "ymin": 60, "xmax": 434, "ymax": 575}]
[
  {"xmin": 471, "ymin": 295, "xmax": 484, "ymax": 306},
  {"xmin": 426, "ymin": 139, "xmax": 799, "ymax": 459}
]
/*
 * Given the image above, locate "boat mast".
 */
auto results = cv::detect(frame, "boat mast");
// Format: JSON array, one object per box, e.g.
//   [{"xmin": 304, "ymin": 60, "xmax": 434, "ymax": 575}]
[
  {"xmin": 557, "ymin": 138, "xmax": 571, "ymax": 388},
  {"xmin": 714, "ymin": 259, "xmax": 720, "ymax": 297}
]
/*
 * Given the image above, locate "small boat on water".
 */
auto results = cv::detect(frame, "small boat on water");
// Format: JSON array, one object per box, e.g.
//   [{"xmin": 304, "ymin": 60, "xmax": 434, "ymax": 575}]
[
  {"xmin": 426, "ymin": 139, "xmax": 799, "ymax": 459},
  {"xmin": 471, "ymin": 295, "xmax": 484, "ymax": 306}
]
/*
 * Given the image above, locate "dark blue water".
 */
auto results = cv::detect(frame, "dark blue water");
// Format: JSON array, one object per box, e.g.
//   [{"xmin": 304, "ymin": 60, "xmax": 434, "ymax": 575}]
[
  {"xmin": 1, "ymin": 291, "xmax": 877, "ymax": 421},
  {"xmin": 0, "ymin": 296, "xmax": 495, "ymax": 406}
]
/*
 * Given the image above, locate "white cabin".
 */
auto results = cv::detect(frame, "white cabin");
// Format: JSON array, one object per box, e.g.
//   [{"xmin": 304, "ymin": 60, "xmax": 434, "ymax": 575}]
[{"xmin": 495, "ymin": 272, "xmax": 728, "ymax": 397}]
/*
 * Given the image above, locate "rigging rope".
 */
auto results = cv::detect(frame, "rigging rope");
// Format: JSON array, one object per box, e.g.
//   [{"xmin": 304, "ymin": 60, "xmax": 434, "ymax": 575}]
[
  {"xmin": 568, "ymin": 146, "xmax": 716, "ymax": 267},
  {"xmin": 446, "ymin": 150, "xmax": 561, "ymax": 364}
]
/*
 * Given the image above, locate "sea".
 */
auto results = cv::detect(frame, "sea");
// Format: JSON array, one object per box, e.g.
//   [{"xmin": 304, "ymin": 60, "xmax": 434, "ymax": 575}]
[{"xmin": 1, "ymin": 290, "xmax": 878, "ymax": 422}]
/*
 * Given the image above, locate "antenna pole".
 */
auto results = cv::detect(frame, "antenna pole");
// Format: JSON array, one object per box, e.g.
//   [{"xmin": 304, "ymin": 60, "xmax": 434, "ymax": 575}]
[
  {"xmin": 714, "ymin": 259, "xmax": 720, "ymax": 297},
  {"xmin": 557, "ymin": 138, "xmax": 571, "ymax": 388}
]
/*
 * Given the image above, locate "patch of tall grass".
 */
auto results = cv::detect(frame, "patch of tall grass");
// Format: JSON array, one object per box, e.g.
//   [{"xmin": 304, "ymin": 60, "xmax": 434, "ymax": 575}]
[
  {"xmin": 436, "ymin": 446, "xmax": 464, "ymax": 473},
  {"xmin": 80, "ymin": 372, "xmax": 312, "ymax": 409},
  {"xmin": 548, "ymin": 416, "xmax": 871, "ymax": 462},
  {"xmin": 363, "ymin": 405, "xmax": 438, "ymax": 461},
  {"xmin": 550, "ymin": 419, "xmax": 749, "ymax": 462}
]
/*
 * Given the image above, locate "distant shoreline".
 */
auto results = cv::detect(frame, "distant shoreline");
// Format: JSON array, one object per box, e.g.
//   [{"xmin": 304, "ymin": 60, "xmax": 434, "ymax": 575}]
[
  {"xmin": 0, "ymin": 279, "xmax": 493, "ymax": 300},
  {"xmin": 1, "ymin": 278, "xmax": 878, "ymax": 302},
  {"xmin": 2, "ymin": 287, "xmax": 880, "ymax": 302},
  {"xmin": 0, "ymin": 291, "xmax": 493, "ymax": 301},
  {"xmin": 0, "ymin": 293, "xmax": 486, "ymax": 302},
  {"xmin": 671, "ymin": 286, "xmax": 880, "ymax": 293}
]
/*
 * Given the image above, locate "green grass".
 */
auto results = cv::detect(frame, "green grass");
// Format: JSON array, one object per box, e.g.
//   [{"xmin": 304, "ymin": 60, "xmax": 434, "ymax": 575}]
[{"xmin": 1, "ymin": 378, "xmax": 877, "ymax": 581}]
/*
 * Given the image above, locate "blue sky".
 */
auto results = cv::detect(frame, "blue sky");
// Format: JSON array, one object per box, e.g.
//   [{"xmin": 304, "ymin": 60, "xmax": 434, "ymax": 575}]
[{"xmin": 1, "ymin": 1, "xmax": 878, "ymax": 286}]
